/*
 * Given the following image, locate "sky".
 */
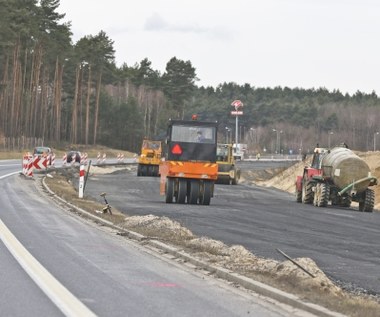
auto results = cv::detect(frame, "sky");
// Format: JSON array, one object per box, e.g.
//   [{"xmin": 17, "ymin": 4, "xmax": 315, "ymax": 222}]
[{"xmin": 57, "ymin": 0, "xmax": 380, "ymax": 95}]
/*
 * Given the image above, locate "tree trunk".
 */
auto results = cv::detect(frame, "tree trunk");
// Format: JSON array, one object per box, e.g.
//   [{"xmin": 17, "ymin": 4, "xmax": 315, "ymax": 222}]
[
  {"xmin": 71, "ymin": 65, "xmax": 81, "ymax": 144},
  {"xmin": 85, "ymin": 64, "xmax": 92, "ymax": 145},
  {"xmin": 93, "ymin": 72, "xmax": 102, "ymax": 145}
]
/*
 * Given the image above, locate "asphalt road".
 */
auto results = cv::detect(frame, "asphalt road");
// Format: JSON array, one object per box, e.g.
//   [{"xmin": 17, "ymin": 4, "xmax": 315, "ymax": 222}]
[
  {"xmin": 84, "ymin": 163, "xmax": 380, "ymax": 296},
  {"xmin": 0, "ymin": 160, "xmax": 299, "ymax": 317}
]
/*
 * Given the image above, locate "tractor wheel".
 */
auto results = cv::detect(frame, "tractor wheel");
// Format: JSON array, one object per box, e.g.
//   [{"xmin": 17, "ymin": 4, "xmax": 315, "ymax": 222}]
[
  {"xmin": 317, "ymin": 183, "xmax": 329, "ymax": 207},
  {"xmin": 295, "ymin": 189, "xmax": 302, "ymax": 203},
  {"xmin": 188, "ymin": 180, "xmax": 200, "ymax": 204},
  {"xmin": 359, "ymin": 189, "xmax": 374, "ymax": 212},
  {"xmin": 165, "ymin": 178, "xmax": 174, "ymax": 203},
  {"xmin": 176, "ymin": 179, "xmax": 187, "ymax": 204},
  {"xmin": 313, "ymin": 183, "xmax": 320, "ymax": 206},
  {"xmin": 302, "ymin": 179, "xmax": 314, "ymax": 204},
  {"xmin": 200, "ymin": 181, "xmax": 212, "ymax": 205}
]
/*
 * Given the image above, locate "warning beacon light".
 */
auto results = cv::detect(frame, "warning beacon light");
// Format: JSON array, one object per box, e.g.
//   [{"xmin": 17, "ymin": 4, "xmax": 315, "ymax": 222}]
[
  {"xmin": 171, "ymin": 144, "xmax": 183, "ymax": 155},
  {"xmin": 191, "ymin": 114, "xmax": 198, "ymax": 120}
]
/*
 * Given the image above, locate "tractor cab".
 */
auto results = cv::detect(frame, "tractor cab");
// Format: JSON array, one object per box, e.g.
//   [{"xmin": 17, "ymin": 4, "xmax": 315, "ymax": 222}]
[{"xmin": 311, "ymin": 147, "xmax": 329, "ymax": 169}]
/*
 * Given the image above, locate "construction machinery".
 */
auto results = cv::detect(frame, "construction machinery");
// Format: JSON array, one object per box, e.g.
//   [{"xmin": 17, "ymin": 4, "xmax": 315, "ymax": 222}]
[
  {"xmin": 232, "ymin": 143, "xmax": 247, "ymax": 161},
  {"xmin": 216, "ymin": 143, "xmax": 240, "ymax": 185},
  {"xmin": 159, "ymin": 118, "xmax": 218, "ymax": 205},
  {"xmin": 295, "ymin": 145, "xmax": 377, "ymax": 212},
  {"xmin": 137, "ymin": 139, "xmax": 162, "ymax": 177}
]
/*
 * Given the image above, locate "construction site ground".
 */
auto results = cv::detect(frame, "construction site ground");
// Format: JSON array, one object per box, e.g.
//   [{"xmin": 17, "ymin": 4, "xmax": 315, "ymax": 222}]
[
  {"xmin": 36, "ymin": 150, "xmax": 380, "ymax": 317},
  {"xmin": 2, "ymin": 147, "xmax": 380, "ymax": 316}
]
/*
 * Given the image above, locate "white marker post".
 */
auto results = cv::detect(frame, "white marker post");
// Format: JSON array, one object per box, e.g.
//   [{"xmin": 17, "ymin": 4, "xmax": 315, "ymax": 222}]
[{"xmin": 79, "ymin": 165, "xmax": 85, "ymax": 198}]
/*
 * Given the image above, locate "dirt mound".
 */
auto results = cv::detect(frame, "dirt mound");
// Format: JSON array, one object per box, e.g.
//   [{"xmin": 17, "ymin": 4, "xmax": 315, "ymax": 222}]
[{"xmin": 119, "ymin": 214, "xmax": 342, "ymax": 298}]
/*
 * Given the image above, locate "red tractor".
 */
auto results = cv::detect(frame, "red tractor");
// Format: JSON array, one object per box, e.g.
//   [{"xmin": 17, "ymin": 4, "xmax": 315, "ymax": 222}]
[{"xmin": 295, "ymin": 145, "xmax": 377, "ymax": 212}]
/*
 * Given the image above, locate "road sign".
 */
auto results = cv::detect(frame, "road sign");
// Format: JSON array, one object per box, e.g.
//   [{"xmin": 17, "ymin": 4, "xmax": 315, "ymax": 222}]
[
  {"xmin": 231, "ymin": 100, "xmax": 243, "ymax": 109},
  {"xmin": 32, "ymin": 156, "xmax": 48, "ymax": 169},
  {"xmin": 231, "ymin": 111, "xmax": 243, "ymax": 115}
]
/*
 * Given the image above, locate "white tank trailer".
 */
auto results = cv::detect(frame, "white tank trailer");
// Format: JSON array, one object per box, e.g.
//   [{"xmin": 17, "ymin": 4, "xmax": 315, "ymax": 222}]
[{"xmin": 321, "ymin": 147, "xmax": 372, "ymax": 193}]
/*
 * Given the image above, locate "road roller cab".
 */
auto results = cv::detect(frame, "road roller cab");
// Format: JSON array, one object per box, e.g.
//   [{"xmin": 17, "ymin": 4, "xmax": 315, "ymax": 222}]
[{"xmin": 159, "ymin": 118, "xmax": 218, "ymax": 205}]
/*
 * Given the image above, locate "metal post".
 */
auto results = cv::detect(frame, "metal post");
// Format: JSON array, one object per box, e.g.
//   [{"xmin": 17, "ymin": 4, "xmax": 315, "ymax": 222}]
[
  {"xmin": 79, "ymin": 164, "xmax": 85, "ymax": 198},
  {"xmin": 328, "ymin": 131, "xmax": 333, "ymax": 148},
  {"xmin": 235, "ymin": 116, "xmax": 238, "ymax": 146},
  {"xmin": 272, "ymin": 129, "xmax": 278, "ymax": 154},
  {"xmin": 374, "ymin": 132, "xmax": 379, "ymax": 151}
]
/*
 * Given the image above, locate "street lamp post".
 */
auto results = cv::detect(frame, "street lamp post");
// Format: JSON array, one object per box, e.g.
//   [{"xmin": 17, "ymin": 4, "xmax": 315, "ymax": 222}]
[
  {"xmin": 225, "ymin": 127, "xmax": 231, "ymax": 144},
  {"xmin": 328, "ymin": 131, "xmax": 334, "ymax": 148},
  {"xmin": 374, "ymin": 132, "xmax": 379, "ymax": 151},
  {"xmin": 272, "ymin": 129, "xmax": 277, "ymax": 154},
  {"xmin": 272, "ymin": 129, "xmax": 283, "ymax": 154},
  {"xmin": 249, "ymin": 128, "xmax": 256, "ymax": 143}
]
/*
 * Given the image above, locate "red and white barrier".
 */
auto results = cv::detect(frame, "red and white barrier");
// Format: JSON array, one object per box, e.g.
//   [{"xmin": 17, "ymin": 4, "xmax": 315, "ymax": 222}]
[
  {"xmin": 117, "ymin": 153, "xmax": 125, "ymax": 163},
  {"xmin": 63, "ymin": 154, "xmax": 67, "ymax": 165},
  {"xmin": 50, "ymin": 153, "xmax": 55, "ymax": 167},
  {"xmin": 33, "ymin": 156, "xmax": 48, "ymax": 170},
  {"xmin": 79, "ymin": 164, "xmax": 85, "ymax": 198},
  {"xmin": 22, "ymin": 154, "xmax": 33, "ymax": 177},
  {"xmin": 22, "ymin": 155, "xmax": 48, "ymax": 177},
  {"xmin": 97, "ymin": 152, "xmax": 101, "ymax": 164},
  {"xmin": 102, "ymin": 153, "xmax": 106, "ymax": 164},
  {"xmin": 81, "ymin": 152, "xmax": 88, "ymax": 165}
]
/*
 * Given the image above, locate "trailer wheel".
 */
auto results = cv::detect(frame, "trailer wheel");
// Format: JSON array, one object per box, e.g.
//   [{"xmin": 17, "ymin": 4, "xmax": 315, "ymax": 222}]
[
  {"xmin": 165, "ymin": 178, "xmax": 174, "ymax": 203},
  {"xmin": 200, "ymin": 181, "xmax": 212, "ymax": 205},
  {"xmin": 188, "ymin": 180, "xmax": 200, "ymax": 204},
  {"xmin": 359, "ymin": 188, "xmax": 374, "ymax": 212},
  {"xmin": 340, "ymin": 198, "xmax": 351, "ymax": 207},
  {"xmin": 176, "ymin": 179, "xmax": 187, "ymax": 204},
  {"xmin": 302, "ymin": 179, "xmax": 314, "ymax": 204}
]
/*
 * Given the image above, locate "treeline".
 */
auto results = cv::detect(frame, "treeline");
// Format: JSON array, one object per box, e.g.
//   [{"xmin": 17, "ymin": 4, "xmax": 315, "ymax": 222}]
[
  {"xmin": 190, "ymin": 85, "xmax": 380, "ymax": 154},
  {"xmin": 1, "ymin": 0, "xmax": 379, "ymax": 154}
]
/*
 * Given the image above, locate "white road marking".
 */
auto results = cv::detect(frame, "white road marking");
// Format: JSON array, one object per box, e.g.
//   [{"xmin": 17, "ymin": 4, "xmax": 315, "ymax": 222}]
[
  {"xmin": 0, "ymin": 164, "xmax": 21, "ymax": 167},
  {"xmin": 322, "ymin": 211, "xmax": 355, "ymax": 218},
  {"xmin": 0, "ymin": 172, "xmax": 20, "ymax": 179},
  {"xmin": 0, "ymin": 219, "xmax": 97, "ymax": 317}
]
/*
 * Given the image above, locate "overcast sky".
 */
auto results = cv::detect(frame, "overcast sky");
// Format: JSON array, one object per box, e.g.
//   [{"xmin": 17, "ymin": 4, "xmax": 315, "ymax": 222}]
[{"xmin": 58, "ymin": 0, "xmax": 380, "ymax": 95}]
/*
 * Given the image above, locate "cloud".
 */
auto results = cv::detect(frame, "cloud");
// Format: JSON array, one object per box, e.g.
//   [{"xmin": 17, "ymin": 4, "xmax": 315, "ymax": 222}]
[
  {"xmin": 144, "ymin": 12, "xmax": 168, "ymax": 31},
  {"xmin": 144, "ymin": 12, "xmax": 232, "ymax": 40}
]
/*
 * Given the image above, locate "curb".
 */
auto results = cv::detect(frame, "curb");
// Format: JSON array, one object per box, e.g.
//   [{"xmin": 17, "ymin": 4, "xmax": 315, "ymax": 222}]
[{"xmin": 41, "ymin": 176, "xmax": 346, "ymax": 317}]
